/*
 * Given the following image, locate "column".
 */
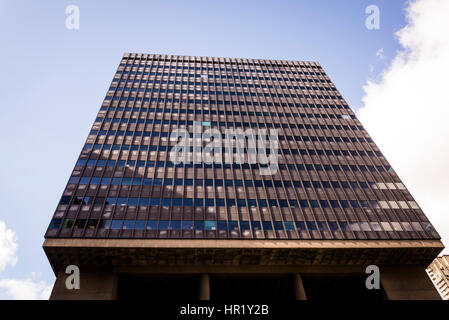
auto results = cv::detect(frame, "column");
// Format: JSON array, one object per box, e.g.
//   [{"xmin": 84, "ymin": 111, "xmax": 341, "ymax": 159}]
[
  {"xmin": 199, "ymin": 273, "xmax": 210, "ymax": 300},
  {"xmin": 294, "ymin": 274, "xmax": 307, "ymax": 300}
]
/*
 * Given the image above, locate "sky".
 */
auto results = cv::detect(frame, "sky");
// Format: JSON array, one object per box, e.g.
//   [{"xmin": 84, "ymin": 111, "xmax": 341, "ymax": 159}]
[{"xmin": 0, "ymin": 0, "xmax": 448, "ymax": 299}]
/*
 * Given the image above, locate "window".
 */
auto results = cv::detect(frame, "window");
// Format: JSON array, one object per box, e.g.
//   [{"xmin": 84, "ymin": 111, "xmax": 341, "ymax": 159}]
[
  {"xmin": 299, "ymin": 200, "xmax": 309, "ymax": 208},
  {"xmin": 251, "ymin": 221, "xmax": 261, "ymax": 230},
  {"xmin": 278, "ymin": 200, "xmax": 287, "ymax": 207},
  {"xmin": 194, "ymin": 220, "xmax": 204, "ymax": 230},
  {"xmin": 111, "ymin": 220, "xmax": 123, "ymax": 229},
  {"xmin": 172, "ymin": 198, "xmax": 182, "ymax": 206},
  {"xmin": 135, "ymin": 220, "xmax": 146, "ymax": 230},
  {"xmin": 182, "ymin": 220, "xmax": 193, "ymax": 230},
  {"xmin": 59, "ymin": 196, "xmax": 71, "ymax": 205},
  {"xmin": 237, "ymin": 199, "xmax": 246, "ymax": 207},
  {"xmin": 147, "ymin": 220, "xmax": 158, "ymax": 230},
  {"xmin": 170, "ymin": 220, "xmax": 181, "ymax": 230},
  {"xmin": 205, "ymin": 220, "xmax": 216, "ymax": 230},
  {"xmin": 273, "ymin": 221, "xmax": 283, "ymax": 230},
  {"xmin": 68, "ymin": 177, "xmax": 80, "ymax": 184},
  {"xmin": 123, "ymin": 220, "xmax": 134, "ymax": 229},
  {"xmin": 151, "ymin": 198, "xmax": 161, "ymax": 206},
  {"xmin": 310, "ymin": 200, "xmax": 319, "ymax": 208},
  {"xmin": 139, "ymin": 198, "xmax": 149, "ymax": 206},
  {"xmin": 284, "ymin": 221, "xmax": 295, "ymax": 231},
  {"xmin": 100, "ymin": 220, "xmax": 111, "ymax": 229},
  {"xmin": 258, "ymin": 199, "xmax": 267, "ymax": 207},
  {"xmin": 49, "ymin": 218, "xmax": 62, "ymax": 229},
  {"xmin": 328, "ymin": 221, "xmax": 338, "ymax": 231},
  {"xmin": 317, "ymin": 221, "xmax": 328, "ymax": 231},
  {"xmin": 116, "ymin": 198, "xmax": 127, "ymax": 206},
  {"xmin": 229, "ymin": 221, "xmax": 238, "ymax": 231},
  {"xmin": 240, "ymin": 221, "xmax": 250, "ymax": 230},
  {"xmin": 319, "ymin": 200, "xmax": 329, "ymax": 208},
  {"xmin": 87, "ymin": 219, "xmax": 97, "ymax": 229},
  {"xmin": 194, "ymin": 198, "xmax": 203, "ymax": 207},
  {"xmin": 217, "ymin": 221, "xmax": 227, "ymax": 230},
  {"xmin": 349, "ymin": 222, "xmax": 360, "ymax": 231},
  {"xmin": 306, "ymin": 221, "xmax": 317, "ymax": 231},
  {"xmin": 262, "ymin": 221, "xmax": 273, "ymax": 230}
]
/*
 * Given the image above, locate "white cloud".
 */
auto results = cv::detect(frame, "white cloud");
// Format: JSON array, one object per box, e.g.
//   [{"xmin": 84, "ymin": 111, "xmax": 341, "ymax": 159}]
[
  {"xmin": 0, "ymin": 220, "xmax": 52, "ymax": 299},
  {"xmin": 0, "ymin": 278, "xmax": 52, "ymax": 300},
  {"xmin": 0, "ymin": 221, "xmax": 18, "ymax": 272},
  {"xmin": 357, "ymin": 0, "xmax": 449, "ymax": 252}
]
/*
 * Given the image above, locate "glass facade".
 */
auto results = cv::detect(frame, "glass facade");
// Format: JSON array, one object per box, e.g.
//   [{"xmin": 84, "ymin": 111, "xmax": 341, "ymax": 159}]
[{"xmin": 45, "ymin": 53, "xmax": 440, "ymax": 240}]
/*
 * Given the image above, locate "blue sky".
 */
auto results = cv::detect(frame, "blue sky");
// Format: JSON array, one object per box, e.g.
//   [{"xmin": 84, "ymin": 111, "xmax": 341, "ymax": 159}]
[{"xmin": 0, "ymin": 0, "xmax": 414, "ymax": 298}]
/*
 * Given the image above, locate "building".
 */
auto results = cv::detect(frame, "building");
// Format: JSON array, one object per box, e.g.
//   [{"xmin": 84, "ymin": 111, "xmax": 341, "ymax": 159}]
[
  {"xmin": 44, "ymin": 53, "xmax": 444, "ymax": 300},
  {"xmin": 427, "ymin": 256, "xmax": 449, "ymax": 300}
]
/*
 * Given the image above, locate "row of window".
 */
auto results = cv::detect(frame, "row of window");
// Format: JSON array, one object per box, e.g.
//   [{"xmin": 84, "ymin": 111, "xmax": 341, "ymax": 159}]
[
  {"xmin": 112, "ymin": 81, "xmax": 331, "ymax": 93},
  {"xmin": 119, "ymin": 63, "xmax": 324, "ymax": 75},
  {"xmin": 110, "ymin": 81, "xmax": 336, "ymax": 91},
  {"xmin": 68, "ymin": 176, "xmax": 392, "ymax": 190},
  {"xmin": 100, "ymin": 106, "xmax": 347, "ymax": 119},
  {"xmin": 105, "ymin": 93, "xmax": 340, "ymax": 103},
  {"xmin": 95, "ymin": 120, "xmax": 362, "ymax": 133},
  {"xmin": 59, "ymin": 195, "xmax": 418, "ymax": 210},
  {"xmin": 115, "ymin": 71, "xmax": 326, "ymax": 80},
  {"xmin": 96, "ymin": 124, "xmax": 364, "ymax": 137},
  {"xmin": 114, "ymin": 76, "xmax": 329, "ymax": 86},
  {"xmin": 99, "ymin": 104, "xmax": 348, "ymax": 113},
  {"xmin": 91, "ymin": 129, "xmax": 372, "ymax": 144},
  {"xmin": 49, "ymin": 218, "xmax": 430, "ymax": 233},
  {"xmin": 106, "ymin": 98, "xmax": 342, "ymax": 107},
  {"xmin": 110, "ymin": 83, "xmax": 335, "ymax": 95},
  {"xmin": 96, "ymin": 121, "xmax": 364, "ymax": 132},
  {"xmin": 76, "ymin": 157, "xmax": 391, "ymax": 173},
  {"xmin": 120, "ymin": 56, "xmax": 321, "ymax": 68},
  {"xmin": 97, "ymin": 111, "xmax": 355, "ymax": 122},
  {"xmin": 84, "ymin": 144, "xmax": 380, "ymax": 159},
  {"xmin": 91, "ymin": 131, "xmax": 372, "ymax": 146},
  {"xmin": 69, "ymin": 174, "xmax": 404, "ymax": 191},
  {"xmin": 75, "ymin": 162, "xmax": 393, "ymax": 177},
  {"xmin": 103, "ymin": 99, "xmax": 349, "ymax": 112}
]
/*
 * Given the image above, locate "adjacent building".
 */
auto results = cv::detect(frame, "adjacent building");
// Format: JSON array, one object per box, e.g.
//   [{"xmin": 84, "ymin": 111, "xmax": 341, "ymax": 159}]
[
  {"xmin": 427, "ymin": 256, "xmax": 449, "ymax": 300},
  {"xmin": 44, "ymin": 53, "xmax": 444, "ymax": 300}
]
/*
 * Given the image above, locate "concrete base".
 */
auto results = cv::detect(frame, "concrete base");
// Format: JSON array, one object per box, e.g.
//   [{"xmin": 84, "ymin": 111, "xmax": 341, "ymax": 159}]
[
  {"xmin": 50, "ymin": 266, "xmax": 118, "ymax": 300},
  {"xmin": 380, "ymin": 265, "xmax": 441, "ymax": 300},
  {"xmin": 48, "ymin": 264, "xmax": 441, "ymax": 300}
]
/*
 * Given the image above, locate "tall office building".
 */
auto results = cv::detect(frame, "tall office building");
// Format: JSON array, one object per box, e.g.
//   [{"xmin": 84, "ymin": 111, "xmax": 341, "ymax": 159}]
[
  {"xmin": 427, "ymin": 256, "xmax": 449, "ymax": 300},
  {"xmin": 44, "ymin": 53, "xmax": 443, "ymax": 300}
]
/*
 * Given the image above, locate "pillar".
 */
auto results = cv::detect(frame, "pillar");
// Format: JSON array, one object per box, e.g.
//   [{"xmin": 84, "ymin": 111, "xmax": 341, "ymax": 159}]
[
  {"xmin": 294, "ymin": 274, "xmax": 307, "ymax": 300},
  {"xmin": 199, "ymin": 273, "xmax": 210, "ymax": 300}
]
